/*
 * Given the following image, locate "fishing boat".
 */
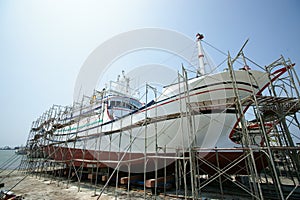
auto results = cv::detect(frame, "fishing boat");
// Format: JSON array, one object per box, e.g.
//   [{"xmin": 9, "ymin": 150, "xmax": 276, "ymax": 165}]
[{"xmin": 28, "ymin": 34, "xmax": 293, "ymax": 174}]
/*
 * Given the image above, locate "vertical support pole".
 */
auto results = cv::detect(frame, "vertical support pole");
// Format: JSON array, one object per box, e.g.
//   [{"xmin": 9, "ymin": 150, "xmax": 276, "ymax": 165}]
[
  {"xmin": 215, "ymin": 148, "xmax": 224, "ymax": 198},
  {"xmin": 175, "ymin": 148, "xmax": 179, "ymax": 197},
  {"xmin": 227, "ymin": 52, "xmax": 263, "ymax": 200},
  {"xmin": 94, "ymin": 92, "xmax": 105, "ymax": 196},
  {"xmin": 144, "ymin": 84, "xmax": 148, "ymax": 199},
  {"xmin": 127, "ymin": 109, "xmax": 133, "ymax": 199},
  {"xmin": 178, "ymin": 70, "xmax": 188, "ymax": 199},
  {"xmin": 164, "ymin": 145, "xmax": 167, "ymax": 198},
  {"xmin": 182, "ymin": 66, "xmax": 198, "ymax": 199}
]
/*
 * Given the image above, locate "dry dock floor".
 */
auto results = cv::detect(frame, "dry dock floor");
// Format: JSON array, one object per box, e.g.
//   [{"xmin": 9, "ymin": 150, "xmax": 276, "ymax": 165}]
[{"xmin": 0, "ymin": 171, "xmax": 113, "ymax": 200}]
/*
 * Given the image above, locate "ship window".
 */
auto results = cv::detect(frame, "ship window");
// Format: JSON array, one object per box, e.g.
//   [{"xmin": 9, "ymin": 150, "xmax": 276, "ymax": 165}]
[
  {"xmin": 109, "ymin": 101, "xmax": 125, "ymax": 108},
  {"xmin": 116, "ymin": 101, "xmax": 122, "ymax": 107},
  {"xmin": 130, "ymin": 99, "xmax": 142, "ymax": 109},
  {"xmin": 109, "ymin": 101, "xmax": 115, "ymax": 107},
  {"xmin": 109, "ymin": 100, "xmax": 140, "ymax": 110},
  {"xmin": 110, "ymin": 101, "xmax": 120, "ymax": 107}
]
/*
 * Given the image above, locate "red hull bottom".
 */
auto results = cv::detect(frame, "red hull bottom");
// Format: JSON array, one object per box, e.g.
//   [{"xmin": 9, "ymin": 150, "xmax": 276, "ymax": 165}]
[{"xmin": 43, "ymin": 146, "xmax": 268, "ymax": 175}]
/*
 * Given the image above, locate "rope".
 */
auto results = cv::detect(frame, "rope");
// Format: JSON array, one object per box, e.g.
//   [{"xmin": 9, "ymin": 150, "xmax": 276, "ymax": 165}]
[
  {"xmin": 0, "ymin": 159, "xmax": 22, "ymax": 183},
  {"xmin": 4, "ymin": 169, "xmax": 30, "ymax": 194},
  {"xmin": 202, "ymin": 40, "xmax": 227, "ymax": 57},
  {"xmin": 0, "ymin": 154, "xmax": 21, "ymax": 174},
  {"xmin": 245, "ymin": 56, "xmax": 265, "ymax": 70},
  {"xmin": 0, "ymin": 144, "xmax": 64, "ymax": 195},
  {"xmin": 202, "ymin": 39, "xmax": 264, "ymax": 70}
]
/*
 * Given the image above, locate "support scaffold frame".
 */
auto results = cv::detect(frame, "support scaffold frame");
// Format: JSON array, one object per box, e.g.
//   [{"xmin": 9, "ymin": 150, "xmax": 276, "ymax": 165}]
[{"xmin": 19, "ymin": 52, "xmax": 300, "ymax": 200}]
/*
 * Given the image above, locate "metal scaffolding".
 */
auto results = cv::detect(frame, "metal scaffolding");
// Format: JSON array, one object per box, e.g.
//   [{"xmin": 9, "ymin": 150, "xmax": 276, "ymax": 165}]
[{"xmin": 17, "ymin": 51, "xmax": 300, "ymax": 200}]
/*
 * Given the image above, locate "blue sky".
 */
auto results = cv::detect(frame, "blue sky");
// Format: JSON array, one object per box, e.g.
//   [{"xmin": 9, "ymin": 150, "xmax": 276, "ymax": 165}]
[{"xmin": 0, "ymin": 0, "xmax": 299, "ymax": 147}]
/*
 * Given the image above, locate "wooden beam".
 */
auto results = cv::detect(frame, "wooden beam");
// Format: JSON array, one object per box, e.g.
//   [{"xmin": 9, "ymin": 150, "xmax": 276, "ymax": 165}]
[
  {"xmin": 120, "ymin": 175, "xmax": 142, "ymax": 185},
  {"xmin": 145, "ymin": 175, "xmax": 174, "ymax": 188}
]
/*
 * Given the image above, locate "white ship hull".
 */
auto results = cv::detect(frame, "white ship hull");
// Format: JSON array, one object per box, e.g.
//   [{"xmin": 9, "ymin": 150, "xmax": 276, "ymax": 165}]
[{"xmin": 41, "ymin": 69, "xmax": 274, "ymax": 173}]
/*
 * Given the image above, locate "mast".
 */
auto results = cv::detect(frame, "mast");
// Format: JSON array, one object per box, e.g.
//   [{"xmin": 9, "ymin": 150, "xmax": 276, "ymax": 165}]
[{"xmin": 196, "ymin": 33, "xmax": 205, "ymax": 76}]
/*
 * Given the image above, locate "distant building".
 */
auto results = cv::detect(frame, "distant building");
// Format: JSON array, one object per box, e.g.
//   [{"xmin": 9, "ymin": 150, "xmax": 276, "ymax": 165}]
[{"xmin": 0, "ymin": 146, "xmax": 12, "ymax": 150}]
